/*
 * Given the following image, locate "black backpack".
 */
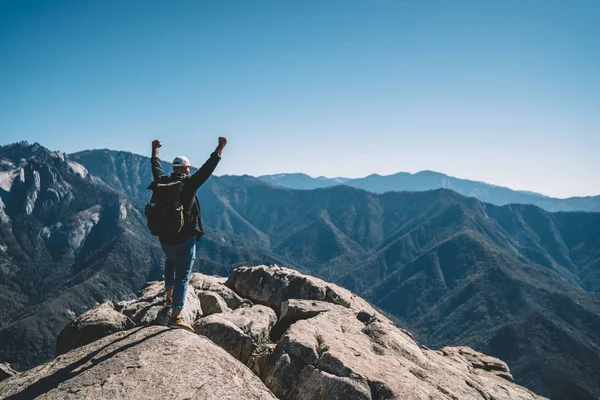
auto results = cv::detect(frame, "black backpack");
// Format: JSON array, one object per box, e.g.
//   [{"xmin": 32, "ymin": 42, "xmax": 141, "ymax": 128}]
[{"xmin": 145, "ymin": 179, "xmax": 192, "ymax": 237}]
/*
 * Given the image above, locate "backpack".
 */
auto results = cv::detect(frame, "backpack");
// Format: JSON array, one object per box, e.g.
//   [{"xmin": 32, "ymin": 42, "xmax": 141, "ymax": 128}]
[{"xmin": 145, "ymin": 179, "xmax": 192, "ymax": 237}]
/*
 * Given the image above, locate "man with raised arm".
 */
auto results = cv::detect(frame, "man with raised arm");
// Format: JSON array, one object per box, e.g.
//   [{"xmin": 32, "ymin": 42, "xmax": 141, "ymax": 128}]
[{"xmin": 150, "ymin": 137, "xmax": 227, "ymax": 331}]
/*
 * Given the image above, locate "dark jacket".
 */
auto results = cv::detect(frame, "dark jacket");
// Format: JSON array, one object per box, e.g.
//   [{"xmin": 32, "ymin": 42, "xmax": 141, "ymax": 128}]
[{"xmin": 151, "ymin": 152, "xmax": 220, "ymax": 245}]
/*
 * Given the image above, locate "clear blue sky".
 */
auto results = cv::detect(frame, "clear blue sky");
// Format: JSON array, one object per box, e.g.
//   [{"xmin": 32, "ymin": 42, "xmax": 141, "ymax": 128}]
[{"xmin": 1, "ymin": 0, "xmax": 598, "ymax": 198}]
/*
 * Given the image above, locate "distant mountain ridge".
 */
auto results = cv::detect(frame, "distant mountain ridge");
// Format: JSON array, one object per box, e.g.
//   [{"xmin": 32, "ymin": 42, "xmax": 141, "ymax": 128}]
[
  {"xmin": 257, "ymin": 171, "xmax": 600, "ymax": 212},
  {"xmin": 257, "ymin": 173, "xmax": 350, "ymax": 190},
  {"xmin": 70, "ymin": 150, "xmax": 600, "ymax": 212}
]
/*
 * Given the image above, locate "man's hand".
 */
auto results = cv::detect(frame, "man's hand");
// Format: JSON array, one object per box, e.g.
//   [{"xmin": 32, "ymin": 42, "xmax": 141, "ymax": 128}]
[
  {"xmin": 152, "ymin": 140, "xmax": 162, "ymax": 157},
  {"xmin": 216, "ymin": 136, "xmax": 228, "ymax": 156}
]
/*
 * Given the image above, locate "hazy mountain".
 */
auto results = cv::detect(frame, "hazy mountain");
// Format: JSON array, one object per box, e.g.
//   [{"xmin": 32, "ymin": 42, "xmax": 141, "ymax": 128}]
[
  {"xmin": 258, "ymin": 173, "xmax": 350, "ymax": 190},
  {"xmin": 259, "ymin": 171, "xmax": 600, "ymax": 212},
  {"xmin": 3, "ymin": 144, "xmax": 600, "ymax": 399}
]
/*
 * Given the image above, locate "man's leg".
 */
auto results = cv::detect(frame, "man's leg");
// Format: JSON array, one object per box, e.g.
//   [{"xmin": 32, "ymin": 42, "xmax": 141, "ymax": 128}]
[
  {"xmin": 170, "ymin": 236, "xmax": 196, "ymax": 322},
  {"xmin": 161, "ymin": 243, "xmax": 176, "ymax": 306}
]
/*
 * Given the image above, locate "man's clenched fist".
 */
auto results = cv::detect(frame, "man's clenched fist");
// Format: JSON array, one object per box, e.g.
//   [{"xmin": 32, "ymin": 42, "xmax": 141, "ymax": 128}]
[
  {"xmin": 152, "ymin": 140, "xmax": 163, "ymax": 149},
  {"xmin": 218, "ymin": 137, "xmax": 228, "ymax": 148}
]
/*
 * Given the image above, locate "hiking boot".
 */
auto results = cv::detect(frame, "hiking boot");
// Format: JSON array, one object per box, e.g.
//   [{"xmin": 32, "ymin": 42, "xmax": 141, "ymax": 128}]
[
  {"xmin": 168, "ymin": 316, "xmax": 194, "ymax": 333},
  {"xmin": 165, "ymin": 289, "xmax": 173, "ymax": 307}
]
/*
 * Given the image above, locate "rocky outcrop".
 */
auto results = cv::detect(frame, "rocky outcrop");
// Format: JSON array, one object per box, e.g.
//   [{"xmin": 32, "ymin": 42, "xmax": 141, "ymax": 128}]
[
  {"xmin": 271, "ymin": 299, "xmax": 340, "ymax": 339},
  {"xmin": 0, "ymin": 327, "xmax": 276, "ymax": 399},
  {"xmin": 56, "ymin": 301, "xmax": 135, "ymax": 356},
  {"xmin": 194, "ymin": 305, "xmax": 277, "ymax": 364},
  {"xmin": 258, "ymin": 305, "xmax": 542, "ymax": 400},
  {"xmin": 440, "ymin": 346, "xmax": 515, "ymax": 383},
  {"xmin": 1, "ymin": 266, "xmax": 546, "ymax": 400},
  {"xmin": 0, "ymin": 363, "xmax": 17, "ymax": 382},
  {"xmin": 196, "ymin": 290, "xmax": 230, "ymax": 315},
  {"xmin": 189, "ymin": 273, "xmax": 247, "ymax": 309},
  {"xmin": 226, "ymin": 265, "xmax": 377, "ymax": 315}
]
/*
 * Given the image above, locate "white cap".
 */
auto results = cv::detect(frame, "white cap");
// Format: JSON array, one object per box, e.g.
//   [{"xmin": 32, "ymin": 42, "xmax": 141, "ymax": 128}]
[{"xmin": 172, "ymin": 156, "xmax": 193, "ymax": 168}]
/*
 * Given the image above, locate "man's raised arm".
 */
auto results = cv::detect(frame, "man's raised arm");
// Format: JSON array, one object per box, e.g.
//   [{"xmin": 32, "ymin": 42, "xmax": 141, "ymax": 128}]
[
  {"xmin": 151, "ymin": 139, "xmax": 167, "ymax": 180},
  {"xmin": 189, "ymin": 137, "xmax": 228, "ymax": 190}
]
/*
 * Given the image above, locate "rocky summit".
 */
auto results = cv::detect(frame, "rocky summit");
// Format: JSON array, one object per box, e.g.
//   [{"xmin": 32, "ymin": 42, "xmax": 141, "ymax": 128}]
[{"xmin": 0, "ymin": 265, "xmax": 545, "ymax": 400}]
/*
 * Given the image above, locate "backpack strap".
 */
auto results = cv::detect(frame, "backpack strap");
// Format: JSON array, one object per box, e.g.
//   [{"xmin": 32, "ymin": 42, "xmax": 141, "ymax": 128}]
[
  {"xmin": 187, "ymin": 194, "xmax": 196, "ymax": 218},
  {"xmin": 147, "ymin": 175, "xmax": 172, "ymax": 190}
]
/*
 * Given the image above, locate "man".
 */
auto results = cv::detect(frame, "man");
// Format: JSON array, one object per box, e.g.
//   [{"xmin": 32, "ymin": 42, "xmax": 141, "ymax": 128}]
[{"xmin": 150, "ymin": 137, "xmax": 227, "ymax": 331}]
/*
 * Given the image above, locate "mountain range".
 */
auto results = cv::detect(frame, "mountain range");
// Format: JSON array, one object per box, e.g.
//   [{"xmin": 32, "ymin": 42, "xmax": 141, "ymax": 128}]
[
  {"xmin": 257, "ymin": 172, "xmax": 600, "ymax": 212},
  {"xmin": 1, "ymin": 141, "xmax": 599, "ymax": 399}
]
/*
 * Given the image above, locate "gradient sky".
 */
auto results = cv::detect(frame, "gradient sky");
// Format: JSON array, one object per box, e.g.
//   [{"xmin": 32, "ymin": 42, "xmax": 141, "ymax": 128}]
[{"xmin": 1, "ymin": 0, "xmax": 598, "ymax": 198}]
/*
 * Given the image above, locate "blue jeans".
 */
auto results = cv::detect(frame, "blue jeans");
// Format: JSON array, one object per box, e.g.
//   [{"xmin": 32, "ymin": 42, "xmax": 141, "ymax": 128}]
[{"xmin": 161, "ymin": 236, "xmax": 196, "ymax": 311}]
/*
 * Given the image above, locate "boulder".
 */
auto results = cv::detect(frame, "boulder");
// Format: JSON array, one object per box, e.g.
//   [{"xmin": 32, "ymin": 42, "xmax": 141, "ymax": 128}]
[
  {"xmin": 271, "ymin": 299, "xmax": 340, "ymax": 340},
  {"xmin": 119, "ymin": 281, "xmax": 202, "ymax": 326},
  {"xmin": 189, "ymin": 272, "xmax": 247, "ymax": 309},
  {"xmin": 194, "ymin": 305, "xmax": 277, "ymax": 365},
  {"xmin": 258, "ymin": 306, "xmax": 545, "ymax": 400},
  {"xmin": 135, "ymin": 304, "xmax": 172, "ymax": 326},
  {"xmin": 281, "ymin": 299, "xmax": 341, "ymax": 321},
  {"xmin": 249, "ymin": 343, "xmax": 277, "ymax": 378},
  {"xmin": 114, "ymin": 299, "xmax": 135, "ymax": 313},
  {"xmin": 0, "ymin": 326, "xmax": 277, "ymax": 399},
  {"xmin": 119, "ymin": 300, "xmax": 157, "ymax": 323},
  {"xmin": 55, "ymin": 301, "xmax": 135, "ymax": 356},
  {"xmin": 226, "ymin": 265, "xmax": 377, "ymax": 315},
  {"xmin": 0, "ymin": 363, "xmax": 17, "ymax": 382},
  {"xmin": 119, "ymin": 281, "xmax": 167, "ymax": 323},
  {"xmin": 197, "ymin": 290, "xmax": 230, "ymax": 315},
  {"xmin": 441, "ymin": 346, "xmax": 515, "ymax": 383},
  {"xmin": 138, "ymin": 280, "xmax": 165, "ymax": 301}
]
